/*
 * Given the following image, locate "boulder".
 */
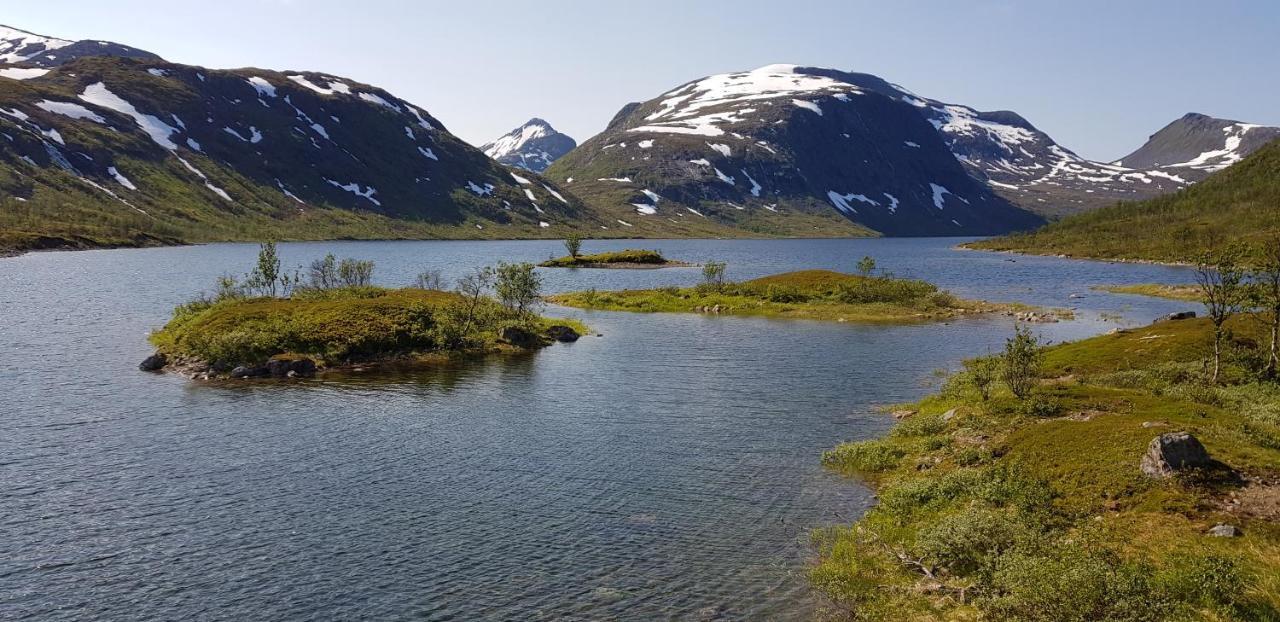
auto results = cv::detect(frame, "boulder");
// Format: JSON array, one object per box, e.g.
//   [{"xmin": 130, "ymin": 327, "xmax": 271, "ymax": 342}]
[
  {"xmin": 500, "ymin": 326, "xmax": 543, "ymax": 349},
  {"xmin": 266, "ymin": 359, "xmax": 293, "ymax": 378},
  {"xmin": 1207, "ymin": 524, "xmax": 1242, "ymax": 538},
  {"xmin": 288, "ymin": 358, "xmax": 317, "ymax": 377},
  {"xmin": 545, "ymin": 325, "xmax": 580, "ymax": 342},
  {"xmin": 1140, "ymin": 432, "xmax": 1212, "ymax": 478},
  {"xmin": 1158, "ymin": 311, "xmax": 1197, "ymax": 323},
  {"xmin": 138, "ymin": 353, "xmax": 168, "ymax": 372},
  {"xmin": 230, "ymin": 365, "xmax": 269, "ymax": 379}
]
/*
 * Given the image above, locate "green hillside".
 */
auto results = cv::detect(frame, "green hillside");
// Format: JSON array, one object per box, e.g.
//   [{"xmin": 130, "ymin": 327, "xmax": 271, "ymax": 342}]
[{"xmin": 971, "ymin": 139, "xmax": 1280, "ymax": 263}]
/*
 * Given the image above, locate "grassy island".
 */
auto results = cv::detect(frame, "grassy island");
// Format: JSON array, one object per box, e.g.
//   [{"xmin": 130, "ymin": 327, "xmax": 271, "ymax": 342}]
[
  {"xmin": 1096, "ymin": 283, "xmax": 1203, "ymax": 302},
  {"xmin": 538, "ymin": 248, "xmax": 690, "ymax": 269},
  {"xmin": 549, "ymin": 269, "xmax": 1049, "ymax": 323},
  {"xmin": 143, "ymin": 244, "xmax": 584, "ymax": 379},
  {"xmin": 813, "ymin": 317, "xmax": 1280, "ymax": 620}
]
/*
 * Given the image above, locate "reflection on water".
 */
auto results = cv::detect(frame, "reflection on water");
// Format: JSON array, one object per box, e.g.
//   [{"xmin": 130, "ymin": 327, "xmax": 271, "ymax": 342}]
[{"xmin": 0, "ymin": 238, "xmax": 1199, "ymax": 620}]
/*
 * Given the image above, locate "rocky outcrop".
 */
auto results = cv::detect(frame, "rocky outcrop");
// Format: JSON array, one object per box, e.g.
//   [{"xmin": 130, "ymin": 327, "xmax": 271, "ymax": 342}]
[
  {"xmin": 138, "ymin": 353, "xmax": 167, "ymax": 371},
  {"xmin": 1140, "ymin": 432, "xmax": 1212, "ymax": 478},
  {"xmin": 230, "ymin": 357, "xmax": 316, "ymax": 379},
  {"xmin": 545, "ymin": 325, "xmax": 580, "ymax": 342}
]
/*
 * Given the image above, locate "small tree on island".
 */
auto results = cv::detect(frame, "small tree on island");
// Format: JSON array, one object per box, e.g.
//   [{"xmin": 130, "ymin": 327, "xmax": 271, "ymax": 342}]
[
  {"xmin": 308, "ymin": 254, "xmax": 339, "ymax": 289},
  {"xmin": 702, "ymin": 261, "xmax": 727, "ymax": 291},
  {"xmin": 495, "ymin": 261, "xmax": 543, "ymax": 316},
  {"xmin": 245, "ymin": 241, "xmax": 281, "ymax": 297},
  {"xmin": 1195, "ymin": 245, "xmax": 1246, "ymax": 384},
  {"xmin": 1002, "ymin": 325, "xmax": 1043, "ymax": 400},
  {"xmin": 564, "ymin": 233, "xmax": 583, "ymax": 260},
  {"xmin": 452, "ymin": 266, "xmax": 495, "ymax": 344},
  {"xmin": 857, "ymin": 256, "xmax": 877, "ymax": 277}
]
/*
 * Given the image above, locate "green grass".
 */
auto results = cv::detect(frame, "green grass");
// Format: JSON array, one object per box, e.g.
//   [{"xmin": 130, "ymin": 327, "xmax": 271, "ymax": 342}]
[
  {"xmin": 1095, "ymin": 283, "xmax": 1202, "ymax": 302},
  {"xmin": 813, "ymin": 317, "xmax": 1280, "ymax": 620},
  {"xmin": 549, "ymin": 269, "xmax": 1040, "ymax": 323},
  {"xmin": 149, "ymin": 286, "xmax": 586, "ymax": 369},
  {"xmin": 970, "ymin": 138, "xmax": 1280, "ymax": 263},
  {"xmin": 538, "ymin": 248, "xmax": 682, "ymax": 268}
]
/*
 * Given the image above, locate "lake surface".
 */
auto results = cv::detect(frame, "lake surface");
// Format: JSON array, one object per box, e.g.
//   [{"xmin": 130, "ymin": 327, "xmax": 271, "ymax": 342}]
[{"xmin": 0, "ymin": 238, "xmax": 1198, "ymax": 621}]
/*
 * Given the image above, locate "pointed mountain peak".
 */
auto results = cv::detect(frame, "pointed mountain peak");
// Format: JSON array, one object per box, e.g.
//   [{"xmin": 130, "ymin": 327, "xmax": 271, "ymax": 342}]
[{"xmin": 482, "ymin": 118, "xmax": 577, "ymax": 172}]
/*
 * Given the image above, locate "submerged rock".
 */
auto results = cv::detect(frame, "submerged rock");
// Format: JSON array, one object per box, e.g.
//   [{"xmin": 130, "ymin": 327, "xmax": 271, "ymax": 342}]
[
  {"xmin": 1140, "ymin": 432, "xmax": 1211, "ymax": 477},
  {"xmin": 138, "ymin": 353, "xmax": 168, "ymax": 372}
]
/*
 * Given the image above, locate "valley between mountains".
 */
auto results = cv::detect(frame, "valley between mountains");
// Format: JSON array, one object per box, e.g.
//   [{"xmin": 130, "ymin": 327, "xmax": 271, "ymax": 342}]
[{"xmin": 1, "ymin": 23, "xmax": 1277, "ymax": 254}]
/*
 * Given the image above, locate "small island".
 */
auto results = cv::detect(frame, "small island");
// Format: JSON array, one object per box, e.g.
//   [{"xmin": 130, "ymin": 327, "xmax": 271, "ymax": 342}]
[
  {"xmin": 1095, "ymin": 283, "xmax": 1202, "ymax": 302},
  {"xmin": 141, "ymin": 243, "xmax": 584, "ymax": 380},
  {"xmin": 549, "ymin": 263, "xmax": 1055, "ymax": 323},
  {"xmin": 538, "ymin": 234, "xmax": 690, "ymax": 269},
  {"xmin": 539, "ymin": 248, "xmax": 691, "ymax": 269}
]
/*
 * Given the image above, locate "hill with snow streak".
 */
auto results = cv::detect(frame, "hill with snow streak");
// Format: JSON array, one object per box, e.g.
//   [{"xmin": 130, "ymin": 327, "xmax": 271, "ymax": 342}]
[
  {"xmin": 0, "ymin": 55, "xmax": 599, "ymax": 250},
  {"xmin": 547, "ymin": 65, "xmax": 1044, "ymax": 236},
  {"xmin": 482, "ymin": 118, "xmax": 576, "ymax": 172},
  {"xmin": 0, "ymin": 24, "xmax": 159, "ymax": 67}
]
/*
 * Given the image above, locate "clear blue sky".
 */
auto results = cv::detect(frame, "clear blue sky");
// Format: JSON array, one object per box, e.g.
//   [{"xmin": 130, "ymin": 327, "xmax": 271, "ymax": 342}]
[{"xmin": 8, "ymin": 0, "xmax": 1278, "ymax": 161}]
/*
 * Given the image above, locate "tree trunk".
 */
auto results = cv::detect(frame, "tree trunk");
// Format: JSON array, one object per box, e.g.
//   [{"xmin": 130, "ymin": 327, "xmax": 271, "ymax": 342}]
[
  {"xmin": 1270, "ymin": 307, "xmax": 1280, "ymax": 380},
  {"xmin": 1212, "ymin": 327, "xmax": 1223, "ymax": 384}
]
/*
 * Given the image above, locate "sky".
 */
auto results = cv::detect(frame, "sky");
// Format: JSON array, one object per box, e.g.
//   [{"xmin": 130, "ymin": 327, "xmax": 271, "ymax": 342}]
[{"xmin": 6, "ymin": 0, "xmax": 1278, "ymax": 161}]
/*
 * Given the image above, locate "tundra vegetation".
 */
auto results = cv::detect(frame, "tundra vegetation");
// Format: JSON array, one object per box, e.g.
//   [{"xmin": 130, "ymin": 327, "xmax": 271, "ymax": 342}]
[
  {"xmin": 550, "ymin": 261, "xmax": 1045, "ymax": 323},
  {"xmin": 147, "ymin": 243, "xmax": 582, "ymax": 374},
  {"xmin": 814, "ymin": 261, "xmax": 1280, "ymax": 619}
]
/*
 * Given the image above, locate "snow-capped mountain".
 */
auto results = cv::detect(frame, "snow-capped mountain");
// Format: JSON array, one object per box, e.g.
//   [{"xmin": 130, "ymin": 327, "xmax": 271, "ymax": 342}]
[
  {"xmin": 482, "ymin": 118, "xmax": 576, "ymax": 172},
  {"xmin": 547, "ymin": 65, "xmax": 1044, "ymax": 236},
  {"xmin": 0, "ymin": 24, "xmax": 159, "ymax": 67},
  {"xmin": 0, "ymin": 55, "xmax": 597, "ymax": 245}
]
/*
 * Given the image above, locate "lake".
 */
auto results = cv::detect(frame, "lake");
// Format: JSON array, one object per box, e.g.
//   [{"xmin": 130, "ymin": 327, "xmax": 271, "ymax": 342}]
[{"xmin": 0, "ymin": 238, "xmax": 1198, "ymax": 620}]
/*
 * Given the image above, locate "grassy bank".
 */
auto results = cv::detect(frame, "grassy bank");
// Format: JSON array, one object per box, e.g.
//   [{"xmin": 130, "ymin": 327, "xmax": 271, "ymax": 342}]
[
  {"xmin": 814, "ymin": 316, "xmax": 1280, "ymax": 620},
  {"xmin": 1096, "ymin": 284, "xmax": 1202, "ymax": 302},
  {"xmin": 538, "ymin": 248, "xmax": 689, "ymax": 269},
  {"xmin": 549, "ymin": 269, "xmax": 1047, "ymax": 323}
]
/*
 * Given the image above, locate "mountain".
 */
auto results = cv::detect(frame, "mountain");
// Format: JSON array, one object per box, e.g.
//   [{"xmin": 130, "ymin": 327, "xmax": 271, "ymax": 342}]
[
  {"xmin": 481, "ymin": 118, "xmax": 576, "ymax": 172},
  {"xmin": 970, "ymin": 138, "xmax": 1280, "ymax": 263},
  {"xmin": 0, "ymin": 24, "xmax": 160, "ymax": 67},
  {"xmin": 546, "ymin": 65, "xmax": 1045, "ymax": 236},
  {"xmin": 0, "ymin": 55, "xmax": 603, "ymax": 252},
  {"xmin": 1114, "ymin": 113, "xmax": 1280, "ymax": 171}
]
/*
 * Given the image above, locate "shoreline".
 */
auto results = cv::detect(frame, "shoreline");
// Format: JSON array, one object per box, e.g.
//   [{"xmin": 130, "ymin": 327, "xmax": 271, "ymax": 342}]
[{"xmin": 955, "ymin": 242, "xmax": 1194, "ymax": 267}]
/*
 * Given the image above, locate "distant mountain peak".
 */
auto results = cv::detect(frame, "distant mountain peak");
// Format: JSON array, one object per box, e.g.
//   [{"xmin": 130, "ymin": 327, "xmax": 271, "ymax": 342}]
[
  {"xmin": 0, "ymin": 23, "xmax": 160, "ymax": 67},
  {"xmin": 482, "ymin": 118, "xmax": 576, "ymax": 173},
  {"xmin": 1115, "ymin": 113, "xmax": 1280, "ymax": 172}
]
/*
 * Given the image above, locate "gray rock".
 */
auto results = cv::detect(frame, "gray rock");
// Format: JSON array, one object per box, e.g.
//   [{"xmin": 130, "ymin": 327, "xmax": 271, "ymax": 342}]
[
  {"xmin": 1140, "ymin": 432, "xmax": 1212, "ymax": 477},
  {"xmin": 138, "ymin": 353, "xmax": 167, "ymax": 372},
  {"xmin": 288, "ymin": 358, "xmax": 316, "ymax": 377},
  {"xmin": 1208, "ymin": 524, "xmax": 1242, "ymax": 537},
  {"xmin": 1158, "ymin": 311, "xmax": 1197, "ymax": 322}
]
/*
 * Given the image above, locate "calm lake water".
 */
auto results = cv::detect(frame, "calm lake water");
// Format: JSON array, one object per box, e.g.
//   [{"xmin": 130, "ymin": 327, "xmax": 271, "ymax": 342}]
[{"xmin": 0, "ymin": 238, "xmax": 1197, "ymax": 621}]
